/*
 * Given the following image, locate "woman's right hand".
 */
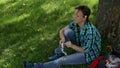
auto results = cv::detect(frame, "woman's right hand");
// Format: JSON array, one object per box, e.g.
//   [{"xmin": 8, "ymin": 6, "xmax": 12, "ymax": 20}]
[{"xmin": 59, "ymin": 38, "xmax": 65, "ymax": 45}]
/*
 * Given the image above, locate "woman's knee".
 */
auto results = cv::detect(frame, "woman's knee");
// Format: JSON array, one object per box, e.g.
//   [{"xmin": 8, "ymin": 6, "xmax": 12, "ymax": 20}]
[{"xmin": 64, "ymin": 28, "xmax": 75, "ymax": 37}]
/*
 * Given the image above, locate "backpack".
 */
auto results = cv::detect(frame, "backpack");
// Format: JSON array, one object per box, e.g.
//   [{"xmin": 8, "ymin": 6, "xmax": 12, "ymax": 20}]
[
  {"xmin": 98, "ymin": 53, "xmax": 120, "ymax": 68},
  {"xmin": 90, "ymin": 44, "xmax": 120, "ymax": 68},
  {"xmin": 90, "ymin": 56, "xmax": 103, "ymax": 68},
  {"xmin": 98, "ymin": 44, "xmax": 120, "ymax": 68}
]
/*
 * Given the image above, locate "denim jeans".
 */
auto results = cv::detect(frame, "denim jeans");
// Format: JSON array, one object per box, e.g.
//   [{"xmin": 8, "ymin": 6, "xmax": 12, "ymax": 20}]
[{"xmin": 34, "ymin": 28, "xmax": 86, "ymax": 68}]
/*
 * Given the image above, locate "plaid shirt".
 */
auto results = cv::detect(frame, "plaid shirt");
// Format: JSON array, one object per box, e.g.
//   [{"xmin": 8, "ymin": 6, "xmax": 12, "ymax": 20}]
[{"xmin": 67, "ymin": 22, "xmax": 101, "ymax": 63}]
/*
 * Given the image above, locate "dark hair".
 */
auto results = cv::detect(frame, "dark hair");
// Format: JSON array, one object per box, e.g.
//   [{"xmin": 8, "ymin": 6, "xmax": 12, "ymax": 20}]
[{"xmin": 75, "ymin": 5, "xmax": 91, "ymax": 22}]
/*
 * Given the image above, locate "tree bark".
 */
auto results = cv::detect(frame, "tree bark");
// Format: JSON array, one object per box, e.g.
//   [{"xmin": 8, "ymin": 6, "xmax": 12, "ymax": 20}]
[{"xmin": 95, "ymin": 0, "xmax": 120, "ymax": 45}]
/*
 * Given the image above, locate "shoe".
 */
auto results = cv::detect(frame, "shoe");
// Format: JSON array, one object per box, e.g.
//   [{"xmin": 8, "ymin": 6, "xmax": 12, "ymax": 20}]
[
  {"xmin": 23, "ymin": 61, "xmax": 34, "ymax": 68},
  {"xmin": 49, "ymin": 53, "xmax": 65, "ymax": 60}
]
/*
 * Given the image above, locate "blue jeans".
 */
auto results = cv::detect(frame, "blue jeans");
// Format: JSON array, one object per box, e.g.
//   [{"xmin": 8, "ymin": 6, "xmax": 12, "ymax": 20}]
[{"xmin": 34, "ymin": 28, "xmax": 86, "ymax": 68}]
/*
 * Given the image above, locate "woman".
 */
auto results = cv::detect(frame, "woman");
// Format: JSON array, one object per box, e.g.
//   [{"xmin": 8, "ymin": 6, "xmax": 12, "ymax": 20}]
[{"xmin": 23, "ymin": 5, "xmax": 101, "ymax": 68}]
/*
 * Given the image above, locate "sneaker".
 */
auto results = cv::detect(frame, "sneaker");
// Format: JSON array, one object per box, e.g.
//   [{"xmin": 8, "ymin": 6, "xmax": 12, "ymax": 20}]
[
  {"xmin": 23, "ymin": 61, "xmax": 34, "ymax": 68},
  {"xmin": 49, "ymin": 53, "xmax": 65, "ymax": 60}
]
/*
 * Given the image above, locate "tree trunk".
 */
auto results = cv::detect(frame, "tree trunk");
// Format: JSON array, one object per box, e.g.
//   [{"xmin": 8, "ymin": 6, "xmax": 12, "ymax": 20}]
[{"xmin": 95, "ymin": 0, "xmax": 120, "ymax": 45}]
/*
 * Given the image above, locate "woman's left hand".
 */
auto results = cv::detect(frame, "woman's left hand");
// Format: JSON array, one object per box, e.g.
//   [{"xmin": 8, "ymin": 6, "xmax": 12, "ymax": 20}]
[{"xmin": 64, "ymin": 41, "xmax": 73, "ymax": 48}]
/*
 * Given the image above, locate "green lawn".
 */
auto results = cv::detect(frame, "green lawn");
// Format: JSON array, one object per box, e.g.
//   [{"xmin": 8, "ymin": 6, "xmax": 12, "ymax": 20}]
[{"xmin": 0, "ymin": 0, "xmax": 101, "ymax": 68}]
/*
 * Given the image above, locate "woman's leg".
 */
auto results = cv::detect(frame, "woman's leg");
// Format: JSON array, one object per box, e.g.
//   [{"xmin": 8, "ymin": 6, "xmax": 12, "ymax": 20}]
[{"xmin": 35, "ymin": 52, "xmax": 86, "ymax": 68}]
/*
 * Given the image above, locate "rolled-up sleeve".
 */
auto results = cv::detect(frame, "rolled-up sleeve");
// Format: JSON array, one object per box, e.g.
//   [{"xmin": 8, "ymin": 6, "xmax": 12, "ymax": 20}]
[{"xmin": 82, "ymin": 34, "xmax": 94, "ymax": 53}]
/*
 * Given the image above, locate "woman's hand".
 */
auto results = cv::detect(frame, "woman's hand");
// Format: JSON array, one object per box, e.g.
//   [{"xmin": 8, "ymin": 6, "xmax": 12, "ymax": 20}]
[
  {"xmin": 59, "ymin": 38, "xmax": 65, "ymax": 45},
  {"xmin": 64, "ymin": 41, "xmax": 73, "ymax": 48}
]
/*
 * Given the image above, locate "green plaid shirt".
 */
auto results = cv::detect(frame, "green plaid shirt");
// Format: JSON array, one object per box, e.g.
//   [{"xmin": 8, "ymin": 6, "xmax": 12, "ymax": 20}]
[{"xmin": 67, "ymin": 22, "xmax": 101, "ymax": 63}]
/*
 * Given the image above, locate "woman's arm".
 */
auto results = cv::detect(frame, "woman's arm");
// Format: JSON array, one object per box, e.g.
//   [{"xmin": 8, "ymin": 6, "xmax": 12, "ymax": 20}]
[
  {"xmin": 59, "ymin": 26, "xmax": 67, "ymax": 39},
  {"xmin": 71, "ymin": 44, "xmax": 85, "ymax": 53},
  {"xmin": 64, "ymin": 41, "xmax": 85, "ymax": 53},
  {"xmin": 59, "ymin": 26, "xmax": 68, "ymax": 44}
]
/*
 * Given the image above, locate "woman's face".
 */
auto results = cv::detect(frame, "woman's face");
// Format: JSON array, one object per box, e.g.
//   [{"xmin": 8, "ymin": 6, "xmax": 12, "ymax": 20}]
[{"xmin": 73, "ymin": 9, "xmax": 86, "ymax": 24}]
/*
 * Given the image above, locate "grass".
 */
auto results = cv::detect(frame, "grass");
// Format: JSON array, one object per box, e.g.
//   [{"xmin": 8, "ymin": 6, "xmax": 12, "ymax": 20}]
[{"xmin": 0, "ymin": 0, "xmax": 100, "ymax": 68}]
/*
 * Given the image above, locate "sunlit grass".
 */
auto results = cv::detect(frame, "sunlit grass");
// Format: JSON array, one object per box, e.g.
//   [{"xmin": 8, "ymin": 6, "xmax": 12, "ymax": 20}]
[
  {"xmin": 3, "ymin": 2, "xmax": 18, "ymax": 11},
  {"xmin": 5, "ymin": 13, "xmax": 30, "ymax": 24},
  {"xmin": 0, "ymin": 0, "xmax": 9, "ymax": 5},
  {"xmin": 41, "ymin": 3, "xmax": 58, "ymax": 14}
]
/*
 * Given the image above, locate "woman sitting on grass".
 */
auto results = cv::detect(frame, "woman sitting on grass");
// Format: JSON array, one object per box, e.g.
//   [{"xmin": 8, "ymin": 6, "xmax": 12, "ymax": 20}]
[{"xmin": 23, "ymin": 5, "xmax": 101, "ymax": 68}]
